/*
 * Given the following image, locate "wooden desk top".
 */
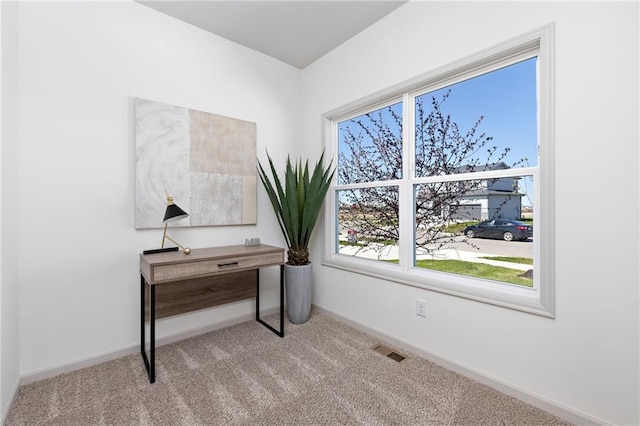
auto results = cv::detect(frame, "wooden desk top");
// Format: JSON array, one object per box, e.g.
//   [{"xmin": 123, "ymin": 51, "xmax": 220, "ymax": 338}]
[{"xmin": 140, "ymin": 244, "xmax": 285, "ymax": 285}]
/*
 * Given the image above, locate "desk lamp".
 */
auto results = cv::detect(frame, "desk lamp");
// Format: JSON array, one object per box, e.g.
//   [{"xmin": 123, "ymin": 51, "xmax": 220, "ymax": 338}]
[{"xmin": 159, "ymin": 196, "xmax": 191, "ymax": 254}]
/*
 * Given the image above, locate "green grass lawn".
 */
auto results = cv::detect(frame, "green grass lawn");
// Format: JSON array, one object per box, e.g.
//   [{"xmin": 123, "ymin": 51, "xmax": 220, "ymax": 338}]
[
  {"xmin": 339, "ymin": 238, "xmax": 397, "ymax": 247},
  {"xmin": 440, "ymin": 221, "xmax": 478, "ymax": 234},
  {"xmin": 482, "ymin": 256, "xmax": 533, "ymax": 265},
  {"xmin": 416, "ymin": 259, "xmax": 533, "ymax": 286},
  {"xmin": 387, "ymin": 258, "xmax": 532, "ymax": 287}
]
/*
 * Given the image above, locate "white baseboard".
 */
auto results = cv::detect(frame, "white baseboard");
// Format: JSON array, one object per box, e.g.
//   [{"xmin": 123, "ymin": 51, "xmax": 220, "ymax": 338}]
[
  {"xmin": 313, "ymin": 305, "xmax": 609, "ymax": 426},
  {"xmin": 14, "ymin": 305, "xmax": 609, "ymax": 425},
  {"xmin": 1, "ymin": 375, "xmax": 21, "ymax": 425},
  {"xmin": 20, "ymin": 307, "xmax": 280, "ymax": 386}
]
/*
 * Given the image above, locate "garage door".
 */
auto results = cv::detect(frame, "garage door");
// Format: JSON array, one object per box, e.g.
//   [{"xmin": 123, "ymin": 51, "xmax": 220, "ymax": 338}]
[{"xmin": 450, "ymin": 204, "xmax": 481, "ymax": 221}]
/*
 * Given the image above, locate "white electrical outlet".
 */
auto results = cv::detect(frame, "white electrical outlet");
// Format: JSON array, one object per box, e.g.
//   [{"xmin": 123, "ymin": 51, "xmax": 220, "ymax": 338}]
[{"xmin": 416, "ymin": 299, "xmax": 426, "ymax": 317}]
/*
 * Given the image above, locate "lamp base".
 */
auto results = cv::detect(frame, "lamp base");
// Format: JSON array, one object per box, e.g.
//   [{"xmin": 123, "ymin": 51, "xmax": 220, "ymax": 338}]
[{"xmin": 143, "ymin": 247, "xmax": 179, "ymax": 255}]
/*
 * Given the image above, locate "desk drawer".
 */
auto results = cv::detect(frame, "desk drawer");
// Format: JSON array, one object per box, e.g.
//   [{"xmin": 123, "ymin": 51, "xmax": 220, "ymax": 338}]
[
  {"xmin": 151, "ymin": 251, "xmax": 283, "ymax": 282},
  {"xmin": 145, "ymin": 270, "xmax": 257, "ymax": 320}
]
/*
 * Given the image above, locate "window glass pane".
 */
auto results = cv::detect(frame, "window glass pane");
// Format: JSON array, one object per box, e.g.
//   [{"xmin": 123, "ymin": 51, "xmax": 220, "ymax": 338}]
[
  {"xmin": 325, "ymin": 31, "xmax": 553, "ymax": 316},
  {"xmin": 414, "ymin": 176, "xmax": 534, "ymax": 287},
  {"xmin": 415, "ymin": 58, "xmax": 538, "ymax": 178},
  {"xmin": 337, "ymin": 187, "xmax": 399, "ymax": 261},
  {"xmin": 338, "ymin": 102, "xmax": 403, "ymax": 184}
]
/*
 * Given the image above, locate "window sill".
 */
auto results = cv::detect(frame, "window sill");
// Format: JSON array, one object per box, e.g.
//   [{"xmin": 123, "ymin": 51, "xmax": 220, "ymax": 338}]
[{"xmin": 321, "ymin": 253, "xmax": 555, "ymax": 318}]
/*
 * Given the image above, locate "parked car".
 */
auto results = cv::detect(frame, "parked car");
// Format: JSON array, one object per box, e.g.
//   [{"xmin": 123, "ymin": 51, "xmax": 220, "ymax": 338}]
[{"xmin": 463, "ymin": 219, "xmax": 532, "ymax": 241}]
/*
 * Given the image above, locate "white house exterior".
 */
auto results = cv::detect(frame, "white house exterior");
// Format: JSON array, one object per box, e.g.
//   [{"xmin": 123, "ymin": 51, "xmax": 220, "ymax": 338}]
[{"xmin": 449, "ymin": 163, "xmax": 524, "ymax": 221}]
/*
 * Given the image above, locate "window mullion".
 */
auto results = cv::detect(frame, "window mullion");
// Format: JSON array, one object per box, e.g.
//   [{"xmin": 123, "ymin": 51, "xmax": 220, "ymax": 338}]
[
  {"xmin": 334, "ymin": 180, "xmax": 403, "ymax": 190},
  {"xmin": 398, "ymin": 93, "xmax": 414, "ymax": 271}
]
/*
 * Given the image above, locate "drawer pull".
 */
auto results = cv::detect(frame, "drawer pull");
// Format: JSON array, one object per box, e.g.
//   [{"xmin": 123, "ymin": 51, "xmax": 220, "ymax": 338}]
[{"xmin": 218, "ymin": 261, "xmax": 239, "ymax": 267}]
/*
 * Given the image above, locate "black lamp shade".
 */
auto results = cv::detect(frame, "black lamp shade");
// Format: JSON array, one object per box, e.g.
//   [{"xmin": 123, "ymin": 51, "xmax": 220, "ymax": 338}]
[{"xmin": 163, "ymin": 203, "xmax": 189, "ymax": 223}]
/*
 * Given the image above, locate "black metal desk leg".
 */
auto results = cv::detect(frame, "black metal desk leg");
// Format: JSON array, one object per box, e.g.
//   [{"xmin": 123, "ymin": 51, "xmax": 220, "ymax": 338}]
[
  {"xmin": 140, "ymin": 275, "xmax": 145, "ymax": 358},
  {"xmin": 280, "ymin": 264, "xmax": 284, "ymax": 335},
  {"xmin": 149, "ymin": 285, "xmax": 155, "ymax": 383},
  {"xmin": 140, "ymin": 276, "xmax": 156, "ymax": 383},
  {"xmin": 256, "ymin": 266, "xmax": 285, "ymax": 338},
  {"xmin": 256, "ymin": 270, "xmax": 260, "ymax": 321}
]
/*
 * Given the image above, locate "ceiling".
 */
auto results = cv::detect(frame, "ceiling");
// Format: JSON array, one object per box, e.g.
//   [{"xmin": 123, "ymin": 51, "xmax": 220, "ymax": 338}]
[{"xmin": 138, "ymin": 1, "xmax": 407, "ymax": 69}]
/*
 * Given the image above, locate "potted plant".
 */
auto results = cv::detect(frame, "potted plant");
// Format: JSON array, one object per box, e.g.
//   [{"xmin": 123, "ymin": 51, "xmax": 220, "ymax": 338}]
[{"xmin": 257, "ymin": 151, "xmax": 335, "ymax": 324}]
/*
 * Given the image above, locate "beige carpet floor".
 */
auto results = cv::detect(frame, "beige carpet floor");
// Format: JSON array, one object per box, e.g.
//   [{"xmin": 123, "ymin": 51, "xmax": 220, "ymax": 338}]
[{"xmin": 7, "ymin": 312, "xmax": 572, "ymax": 425}]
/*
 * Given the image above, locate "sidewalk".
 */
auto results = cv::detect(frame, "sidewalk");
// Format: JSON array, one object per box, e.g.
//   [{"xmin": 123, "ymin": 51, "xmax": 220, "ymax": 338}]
[{"xmin": 338, "ymin": 243, "xmax": 532, "ymax": 271}]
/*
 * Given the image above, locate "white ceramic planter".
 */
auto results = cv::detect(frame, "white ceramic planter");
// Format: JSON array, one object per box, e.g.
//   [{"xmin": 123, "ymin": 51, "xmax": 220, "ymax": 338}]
[{"xmin": 284, "ymin": 263, "xmax": 313, "ymax": 324}]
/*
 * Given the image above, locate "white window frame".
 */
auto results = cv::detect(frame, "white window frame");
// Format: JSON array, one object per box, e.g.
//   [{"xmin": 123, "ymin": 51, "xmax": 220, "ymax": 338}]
[{"xmin": 322, "ymin": 25, "xmax": 555, "ymax": 317}]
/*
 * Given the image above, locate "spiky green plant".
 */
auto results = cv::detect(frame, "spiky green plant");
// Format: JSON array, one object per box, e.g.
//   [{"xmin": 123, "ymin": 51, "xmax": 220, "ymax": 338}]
[{"xmin": 257, "ymin": 151, "xmax": 335, "ymax": 266}]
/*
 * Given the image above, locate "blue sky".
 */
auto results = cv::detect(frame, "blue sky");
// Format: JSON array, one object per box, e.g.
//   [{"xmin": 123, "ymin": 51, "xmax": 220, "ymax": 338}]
[
  {"xmin": 415, "ymin": 58, "xmax": 538, "ymax": 207},
  {"xmin": 339, "ymin": 57, "xmax": 538, "ymax": 203},
  {"xmin": 416, "ymin": 57, "xmax": 538, "ymax": 168}
]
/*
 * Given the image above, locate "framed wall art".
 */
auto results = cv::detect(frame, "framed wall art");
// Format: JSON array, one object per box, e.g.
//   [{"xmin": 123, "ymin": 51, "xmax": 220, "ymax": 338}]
[{"xmin": 135, "ymin": 98, "xmax": 257, "ymax": 228}]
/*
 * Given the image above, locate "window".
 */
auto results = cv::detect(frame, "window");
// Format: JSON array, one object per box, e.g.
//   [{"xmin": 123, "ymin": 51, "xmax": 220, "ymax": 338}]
[{"xmin": 323, "ymin": 26, "xmax": 555, "ymax": 317}]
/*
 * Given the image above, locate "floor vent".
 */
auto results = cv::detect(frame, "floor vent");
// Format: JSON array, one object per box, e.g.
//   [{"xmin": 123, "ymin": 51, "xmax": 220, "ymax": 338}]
[{"xmin": 372, "ymin": 344, "xmax": 406, "ymax": 362}]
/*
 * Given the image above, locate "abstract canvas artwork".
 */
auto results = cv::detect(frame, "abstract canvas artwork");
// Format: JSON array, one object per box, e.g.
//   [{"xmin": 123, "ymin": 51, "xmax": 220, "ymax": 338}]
[{"xmin": 135, "ymin": 98, "xmax": 257, "ymax": 229}]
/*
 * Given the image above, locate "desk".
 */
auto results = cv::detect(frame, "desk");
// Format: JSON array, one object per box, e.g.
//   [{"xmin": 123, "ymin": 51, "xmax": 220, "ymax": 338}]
[{"xmin": 139, "ymin": 244, "xmax": 285, "ymax": 383}]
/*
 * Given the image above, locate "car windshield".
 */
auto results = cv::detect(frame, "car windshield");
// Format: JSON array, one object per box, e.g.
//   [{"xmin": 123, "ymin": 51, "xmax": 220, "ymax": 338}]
[{"xmin": 511, "ymin": 220, "xmax": 529, "ymax": 226}]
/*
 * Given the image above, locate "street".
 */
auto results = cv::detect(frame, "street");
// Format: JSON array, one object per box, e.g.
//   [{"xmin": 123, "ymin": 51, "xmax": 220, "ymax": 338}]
[
  {"xmin": 339, "ymin": 233, "xmax": 533, "ymax": 266},
  {"xmin": 431, "ymin": 235, "xmax": 533, "ymax": 259}
]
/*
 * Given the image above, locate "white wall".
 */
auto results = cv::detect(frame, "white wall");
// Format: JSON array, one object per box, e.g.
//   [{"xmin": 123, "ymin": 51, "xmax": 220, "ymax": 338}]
[
  {"xmin": 1, "ymin": 1, "xmax": 21, "ymax": 421},
  {"xmin": 7, "ymin": 1, "xmax": 639, "ymax": 424},
  {"xmin": 16, "ymin": 2, "xmax": 300, "ymax": 376},
  {"xmin": 302, "ymin": 2, "xmax": 639, "ymax": 425}
]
